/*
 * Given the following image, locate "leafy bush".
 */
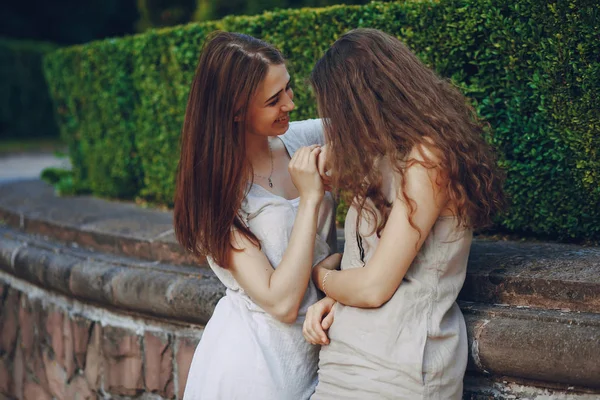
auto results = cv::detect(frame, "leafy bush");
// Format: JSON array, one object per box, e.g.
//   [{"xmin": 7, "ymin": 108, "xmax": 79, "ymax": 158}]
[
  {"xmin": 0, "ymin": 38, "xmax": 59, "ymax": 139},
  {"xmin": 43, "ymin": 0, "xmax": 600, "ymax": 241}
]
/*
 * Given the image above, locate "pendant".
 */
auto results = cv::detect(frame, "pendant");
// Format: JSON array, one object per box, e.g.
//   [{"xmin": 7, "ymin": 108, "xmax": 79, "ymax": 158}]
[{"xmin": 268, "ymin": 178, "xmax": 273, "ymax": 188}]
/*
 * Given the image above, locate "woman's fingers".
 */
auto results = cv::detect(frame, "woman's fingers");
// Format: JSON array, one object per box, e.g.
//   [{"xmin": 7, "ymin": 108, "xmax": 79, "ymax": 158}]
[
  {"xmin": 288, "ymin": 145, "xmax": 324, "ymax": 200},
  {"xmin": 303, "ymin": 301, "xmax": 332, "ymax": 345},
  {"xmin": 290, "ymin": 145, "xmax": 319, "ymax": 169},
  {"xmin": 306, "ymin": 145, "xmax": 321, "ymax": 169},
  {"xmin": 303, "ymin": 310, "xmax": 323, "ymax": 344},
  {"xmin": 317, "ymin": 145, "xmax": 329, "ymax": 178},
  {"xmin": 322, "ymin": 309, "xmax": 335, "ymax": 330},
  {"xmin": 309, "ymin": 310, "xmax": 329, "ymax": 344}
]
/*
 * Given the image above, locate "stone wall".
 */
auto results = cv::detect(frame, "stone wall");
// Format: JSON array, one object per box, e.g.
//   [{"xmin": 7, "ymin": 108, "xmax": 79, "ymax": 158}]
[
  {"xmin": 1, "ymin": 180, "xmax": 599, "ymax": 400},
  {"xmin": 3, "ymin": 272, "xmax": 599, "ymax": 400},
  {"xmin": 0, "ymin": 275, "xmax": 201, "ymax": 400}
]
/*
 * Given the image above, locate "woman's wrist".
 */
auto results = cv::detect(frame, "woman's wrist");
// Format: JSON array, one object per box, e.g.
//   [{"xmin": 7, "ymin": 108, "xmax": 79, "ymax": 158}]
[
  {"xmin": 314, "ymin": 266, "xmax": 334, "ymax": 293},
  {"xmin": 299, "ymin": 194, "xmax": 323, "ymax": 208},
  {"xmin": 312, "ymin": 265, "xmax": 324, "ymax": 288},
  {"xmin": 321, "ymin": 269, "xmax": 334, "ymax": 297}
]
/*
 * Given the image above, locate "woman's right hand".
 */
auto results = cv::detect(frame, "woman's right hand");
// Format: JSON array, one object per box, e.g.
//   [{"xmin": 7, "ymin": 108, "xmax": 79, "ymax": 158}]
[
  {"xmin": 303, "ymin": 296, "xmax": 336, "ymax": 345},
  {"xmin": 317, "ymin": 144, "xmax": 333, "ymax": 192},
  {"xmin": 289, "ymin": 145, "xmax": 324, "ymax": 201}
]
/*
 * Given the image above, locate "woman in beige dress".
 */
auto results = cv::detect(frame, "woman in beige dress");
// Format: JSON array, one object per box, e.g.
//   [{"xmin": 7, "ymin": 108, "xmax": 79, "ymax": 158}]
[{"xmin": 303, "ymin": 29, "xmax": 505, "ymax": 399}]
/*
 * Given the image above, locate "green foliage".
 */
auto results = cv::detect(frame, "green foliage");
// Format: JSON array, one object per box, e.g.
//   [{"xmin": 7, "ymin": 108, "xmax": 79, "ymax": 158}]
[
  {"xmin": 43, "ymin": 0, "xmax": 600, "ymax": 241},
  {"xmin": 0, "ymin": 38, "xmax": 59, "ymax": 139},
  {"xmin": 40, "ymin": 166, "xmax": 78, "ymax": 196},
  {"xmin": 134, "ymin": 0, "xmax": 376, "ymax": 28},
  {"xmin": 43, "ymin": 37, "xmax": 141, "ymax": 198},
  {"xmin": 131, "ymin": 22, "xmax": 221, "ymax": 203}
]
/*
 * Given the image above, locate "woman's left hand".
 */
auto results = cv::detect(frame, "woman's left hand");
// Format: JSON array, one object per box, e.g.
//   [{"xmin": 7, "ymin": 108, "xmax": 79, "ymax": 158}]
[{"xmin": 303, "ymin": 296, "xmax": 336, "ymax": 345}]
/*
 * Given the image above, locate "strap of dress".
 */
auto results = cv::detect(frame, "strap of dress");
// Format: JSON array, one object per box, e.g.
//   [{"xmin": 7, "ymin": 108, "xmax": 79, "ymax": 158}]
[{"xmin": 356, "ymin": 230, "xmax": 366, "ymax": 266}]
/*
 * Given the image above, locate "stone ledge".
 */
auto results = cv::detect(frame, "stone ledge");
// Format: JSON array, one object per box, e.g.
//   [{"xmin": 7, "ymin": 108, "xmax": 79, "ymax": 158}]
[
  {"xmin": 461, "ymin": 241, "xmax": 600, "ymax": 313},
  {"xmin": 0, "ymin": 180, "xmax": 199, "ymax": 267},
  {"xmin": 463, "ymin": 375, "xmax": 600, "ymax": 399},
  {"xmin": 0, "ymin": 227, "xmax": 223, "ymax": 325},
  {"xmin": 1, "ymin": 222, "xmax": 599, "ymax": 393},
  {"xmin": 462, "ymin": 302, "xmax": 600, "ymax": 389},
  {"xmin": 1, "ymin": 180, "xmax": 599, "ymax": 314},
  {"xmin": 1, "ymin": 255, "xmax": 598, "ymax": 393}
]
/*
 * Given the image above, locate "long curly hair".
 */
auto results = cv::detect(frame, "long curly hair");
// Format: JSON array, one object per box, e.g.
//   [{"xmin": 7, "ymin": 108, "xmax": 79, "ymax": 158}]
[{"xmin": 310, "ymin": 29, "xmax": 505, "ymax": 236}]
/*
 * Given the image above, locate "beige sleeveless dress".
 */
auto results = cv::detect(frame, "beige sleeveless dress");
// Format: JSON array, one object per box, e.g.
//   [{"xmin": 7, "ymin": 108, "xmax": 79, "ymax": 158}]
[{"xmin": 312, "ymin": 158, "xmax": 472, "ymax": 400}]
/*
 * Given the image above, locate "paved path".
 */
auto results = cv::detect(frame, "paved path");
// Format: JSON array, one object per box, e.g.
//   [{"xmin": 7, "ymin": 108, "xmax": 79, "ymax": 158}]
[{"xmin": 0, "ymin": 153, "xmax": 70, "ymax": 184}]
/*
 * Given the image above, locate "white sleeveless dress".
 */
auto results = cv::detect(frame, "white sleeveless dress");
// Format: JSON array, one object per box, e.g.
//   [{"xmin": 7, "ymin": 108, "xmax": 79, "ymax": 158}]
[{"xmin": 183, "ymin": 119, "xmax": 337, "ymax": 400}]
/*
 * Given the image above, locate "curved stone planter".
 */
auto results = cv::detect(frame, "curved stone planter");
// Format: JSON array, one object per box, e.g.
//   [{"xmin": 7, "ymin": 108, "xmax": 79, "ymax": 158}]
[
  {"xmin": 0, "ymin": 229, "xmax": 222, "ymax": 325},
  {"xmin": 0, "ymin": 180, "xmax": 599, "ymax": 400}
]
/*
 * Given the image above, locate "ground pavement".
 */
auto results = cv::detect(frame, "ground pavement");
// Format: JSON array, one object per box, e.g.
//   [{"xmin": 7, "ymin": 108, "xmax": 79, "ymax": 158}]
[{"xmin": 0, "ymin": 152, "xmax": 70, "ymax": 184}]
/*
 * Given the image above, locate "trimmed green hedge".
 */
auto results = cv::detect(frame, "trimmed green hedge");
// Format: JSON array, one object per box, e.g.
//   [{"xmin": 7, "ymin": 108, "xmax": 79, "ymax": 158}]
[
  {"xmin": 43, "ymin": 0, "xmax": 600, "ymax": 241},
  {"xmin": 0, "ymin": 38, "xmax": 59, "ymax": 139}
]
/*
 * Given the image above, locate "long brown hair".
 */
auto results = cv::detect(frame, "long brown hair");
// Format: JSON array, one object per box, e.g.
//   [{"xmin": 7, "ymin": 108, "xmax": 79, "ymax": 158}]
[
  {"xmin": 174, "ymin": 31, "xmax": 285, "ymax": 266},
  {"xmin": 310, "ymin": 29, "xmax": 505, "ymax": 236}
]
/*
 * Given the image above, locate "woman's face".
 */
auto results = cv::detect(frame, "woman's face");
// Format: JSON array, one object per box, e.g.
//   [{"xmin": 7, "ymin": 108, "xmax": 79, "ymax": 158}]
[{"xmin": 244, "ymin": 63, "xmax": 295, "ymax": 137}]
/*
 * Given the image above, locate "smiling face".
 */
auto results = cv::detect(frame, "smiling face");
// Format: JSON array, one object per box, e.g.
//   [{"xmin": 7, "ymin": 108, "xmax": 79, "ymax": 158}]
[{"xmin": 244, "ymin": 63, "xmax": 295, "ymax": 137}]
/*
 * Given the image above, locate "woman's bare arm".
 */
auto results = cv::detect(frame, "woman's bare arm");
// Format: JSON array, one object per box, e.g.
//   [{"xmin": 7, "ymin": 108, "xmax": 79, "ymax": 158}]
[
  {"xmin": 313, "ymin": 146, "xmax": 450, "ymax": 308},
  {"xmin": 228, "ymin": 146, "xmax": 325, "ymax": 323}
]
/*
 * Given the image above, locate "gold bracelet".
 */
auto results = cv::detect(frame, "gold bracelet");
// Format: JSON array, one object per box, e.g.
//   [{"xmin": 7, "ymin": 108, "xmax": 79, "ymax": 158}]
[{"xmin": 322, "ymin": 270, "xmax": 333, "ymax": 297}]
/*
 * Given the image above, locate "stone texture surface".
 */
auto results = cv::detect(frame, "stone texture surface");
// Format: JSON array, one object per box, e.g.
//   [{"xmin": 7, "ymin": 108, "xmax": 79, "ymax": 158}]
[
  {"xmin": 18, "ymin": 296, "xmax": 34, "ymax": 359},
  {"xmin": 143, "ymin": 332, "xmax": 173, "ymax": 396},
  {"xmin": 23, "ymin": 381, "xmax": 53, "ymax": 400},
  {"xmin": 0, "ymin": 289, "xmax": 18, "ymax": 356},
  {"xmin": 0, "ymin": 277, "xmax": 598, "ymax": 398},
  {"xmin": 0, "ymin": 179, "xmax": 599, "ymax": 399},
  {"xmin": 463, "ymin": 375, "xmax": 600, "ymax": 399},
  {"xmin": 0, "ymin": 227, "xmax": 222, "ymax": 325},
  {"xmin": 0, "ymin": 180, "xmax": 191, "ymax": 266},
  {"xmin": 2, "ymin": 180, "xmax": 599, "ymax": 318},
  {"xmin": 175, "ymin": 337, "xmax": 200, "ymax": 400},
  {"xmin": 71, "ymin": 317, "xmax": 92, "ymax": 371},
  {"xmin": 43, "ymin": 348, "xmax": 67, "ymax": 399},
  {"xmin": 462, "ymin": 240, "xmax": 600, "ymax": 313},
  {"xmin": 103, "ymin": 327, "xmax": 144, "ymax": 396},
  {"xmin": 463, "ymin": 302, "xmax": 600, "ymax": 388},
  {"xmin": 65, "ymin": 374, "xmax": 94, "ymax": 400},
  {"xmin": 45, "ymin": 310, "xmax": 65, "ymax": 368},
  {"xmin": 0, "ymin": 357, "xmax": 10, "ymax": 394},
  {"xmin": 12, "ymin": 342, "xmax": 23, "ymax": 400},
  {"xmin": 84, "ymin": 323, "xmax": 102, "ymax": 392}
]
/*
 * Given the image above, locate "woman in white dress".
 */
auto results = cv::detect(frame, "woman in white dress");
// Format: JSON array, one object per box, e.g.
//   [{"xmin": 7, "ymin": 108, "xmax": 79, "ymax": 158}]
[{"xmin": 173, "ymin": 32, "xmax": 337, "ymax": 399}]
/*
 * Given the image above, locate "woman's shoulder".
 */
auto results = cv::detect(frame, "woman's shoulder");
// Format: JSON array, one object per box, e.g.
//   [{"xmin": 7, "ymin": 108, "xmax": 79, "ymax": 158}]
[{"xmin": 280, "ymin": 119, "xmax": 324, "ymax": 153}]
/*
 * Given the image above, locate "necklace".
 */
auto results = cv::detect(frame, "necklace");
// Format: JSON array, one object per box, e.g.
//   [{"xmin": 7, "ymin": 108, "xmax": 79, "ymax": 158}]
[{"xmin": 254, "ymin": 140, "xmax": 274, "ymax": 188}]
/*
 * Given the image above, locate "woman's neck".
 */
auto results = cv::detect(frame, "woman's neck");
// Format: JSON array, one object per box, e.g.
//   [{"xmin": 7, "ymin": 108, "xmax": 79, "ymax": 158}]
[
  {"xmin": 245, "ymin": 133, "xmax": 272, "ymax": 172},
  {"xmin": 246, "ymin": 134, "xmax": 273, "ymax": 176}
]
